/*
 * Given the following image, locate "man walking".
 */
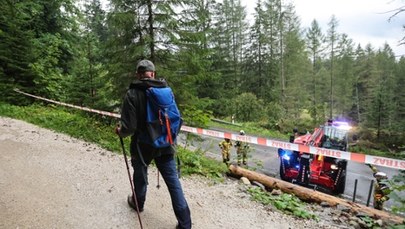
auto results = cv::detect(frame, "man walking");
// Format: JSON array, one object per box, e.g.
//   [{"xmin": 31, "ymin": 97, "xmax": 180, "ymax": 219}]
[{"xmin": 115, "ymin": 60, "xmax": 192, "ymax": 229}]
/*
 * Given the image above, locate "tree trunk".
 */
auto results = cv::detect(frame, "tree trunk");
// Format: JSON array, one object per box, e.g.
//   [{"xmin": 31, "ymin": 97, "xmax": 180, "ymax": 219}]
[{"xmin": 229, "ymin": 165, "xmax": 404, "ymax": 224}]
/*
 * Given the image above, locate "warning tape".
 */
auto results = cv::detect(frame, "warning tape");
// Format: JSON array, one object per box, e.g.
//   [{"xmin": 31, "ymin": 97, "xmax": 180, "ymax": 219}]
[
  {"xmin": 14, "ymin": 88, "xmax": 405, "ymax": 170},
  {"xmin": 14, "ymin": 89, "xmax": 120, "ymax": 118}
]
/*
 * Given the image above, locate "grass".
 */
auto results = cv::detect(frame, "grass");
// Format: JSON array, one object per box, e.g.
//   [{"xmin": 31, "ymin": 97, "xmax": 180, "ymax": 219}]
[
  {"xmin": 350, "ymin": 145, "xmax": 405, "ymax": 160},
  {"xmin": 0, "ymin": 102, "xmax": 123, "ymax": 153},
  {"xmin": 247, "ymin": 186, "xmax": 318, "ymax": 220}
]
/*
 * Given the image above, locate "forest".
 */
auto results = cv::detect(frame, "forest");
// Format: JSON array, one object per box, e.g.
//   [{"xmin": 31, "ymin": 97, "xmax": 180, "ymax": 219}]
[{"xmin": 1, "ymin": 0, "xmax": 404, "ymax": 154}]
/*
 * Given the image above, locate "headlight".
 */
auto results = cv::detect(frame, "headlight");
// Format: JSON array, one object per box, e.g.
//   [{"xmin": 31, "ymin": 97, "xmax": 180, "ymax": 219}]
[
  {"xmin": 279, "ymin": 150, "xmax": 293, "ymax": 161},
  {"xmin": 282, "ymin": 154, "xmax": 290, "ymax": 160},
  {"xmin": 330, "ymin": 164, "xmax": 338, "ymax": 170}
]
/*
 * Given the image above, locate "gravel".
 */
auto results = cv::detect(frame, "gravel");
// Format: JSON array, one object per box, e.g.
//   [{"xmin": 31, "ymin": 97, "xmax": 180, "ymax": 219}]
[{"xmin": 0, "ymin": 117, "xmax": 353, "ymax": 229}]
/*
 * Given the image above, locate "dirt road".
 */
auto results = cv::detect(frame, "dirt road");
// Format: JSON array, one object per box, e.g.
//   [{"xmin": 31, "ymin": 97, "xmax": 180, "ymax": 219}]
[{"xmin": 0, "ymin": 117, "xmax": 347, "ymax": 229}]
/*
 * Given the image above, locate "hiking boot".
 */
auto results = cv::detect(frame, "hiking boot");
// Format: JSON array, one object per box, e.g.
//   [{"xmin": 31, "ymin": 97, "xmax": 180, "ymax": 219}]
[
  {"xmin": 175, "ymin": 224, "xmax": 183, "ymax": 229},
  {"xmin": 127, "ymin": 195, "xmax": 143, "ymax": 212}
]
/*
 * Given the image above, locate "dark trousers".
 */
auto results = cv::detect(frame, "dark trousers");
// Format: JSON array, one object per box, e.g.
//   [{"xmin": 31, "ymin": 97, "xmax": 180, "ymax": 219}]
[{"xmin": 132, "ymin": 152, "xmax": 191, "ymax": 229}]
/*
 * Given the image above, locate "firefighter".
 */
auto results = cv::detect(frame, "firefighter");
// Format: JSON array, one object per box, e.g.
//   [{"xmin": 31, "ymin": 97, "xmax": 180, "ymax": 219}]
[
  {"xmin": 235, "ymin": 130, "xmax": 250, "ymax": 166},
  {"xmin": 367, "ymin": 164, "xmax": 392, "ymax": 210},
  {"xmin": 218, "ymin": 138, "xmax": 232, "ymax": 165},
  {"xmin": 293, "ymin": 127, "xmax": 299, "ymax": 139}
]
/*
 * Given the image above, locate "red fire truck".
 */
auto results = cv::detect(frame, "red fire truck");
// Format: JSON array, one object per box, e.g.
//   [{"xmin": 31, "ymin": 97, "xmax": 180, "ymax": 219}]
[{"xmin": 278, "ymin": 120, "xmax": 351, "ymax": 194}]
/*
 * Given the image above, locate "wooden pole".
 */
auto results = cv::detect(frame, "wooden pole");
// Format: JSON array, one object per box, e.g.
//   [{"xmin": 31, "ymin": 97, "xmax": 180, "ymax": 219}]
[{"xmin": 229, "ymin": 165, "xmax": 404, "ymax": 224}]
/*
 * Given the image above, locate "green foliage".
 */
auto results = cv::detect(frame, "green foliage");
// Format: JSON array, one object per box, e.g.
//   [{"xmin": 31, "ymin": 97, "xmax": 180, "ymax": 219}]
[
  {"xmin": 103, "ymin": 2, "xmax": 141, "ymax": 102},
  {"xmin": 233, "ymin": 93, "xmax": 266, "ymax": 122},
  {"xmin": 357, "ymin": 215, "xmax": 384, "ymax": 228},
  {"xmin": 350, "ymin": 126, "xmax": 405, "ymax": 159},
  {"xmin": 389, "ymin": 171, "xmax": 405, "ymax": 214},
  {"xmin": 0, "ymin": 102, "xmax": 122, "ymax": 153},
  {"xmin": 350, "ymin": 144, "xmax": 405, "ymax": 160},
  {"xmin": 0, "ymin": 0, "xmax": 77, "ymax": 103},
  {"xmin": 210, "ymin": 0, "xmax": 248, "ymax": 99},
  {"xmin": 263, "ymin": 102, "xmax": 284, "ymax": 128},
  {"xmin": 0, "ymin": 1, "xmax": 36, "ymax": 100},
  {"xmin": 177, "ymin": 147, "xmax": 228, "ymax": 181},
  {"xmin": 181, "ymin": 104, "xmax": 212, "ymax": 129},
  {"xmin": 389, "ymin": 224, "xmax": 405, "ymax": 229},
  {"xmin": 67, "ymin": 0, "xmax": 109, "ymax": 110},
  {"xmin": 211, "ymin": 97, "xmax": 235, "ymax": 118},
  {"xmin": 31, "ymin": 33, "xmax": 65, "ymax": 99},
  {"xmin": 247, "ymin": 187, "xmax": 318, "ymax": 220}
]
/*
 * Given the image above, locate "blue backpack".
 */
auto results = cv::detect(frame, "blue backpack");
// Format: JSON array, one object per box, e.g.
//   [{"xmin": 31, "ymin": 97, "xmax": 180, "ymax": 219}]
[{"xmin": 140, "ymin": 86, "xmax": 182, "ymax": 148}]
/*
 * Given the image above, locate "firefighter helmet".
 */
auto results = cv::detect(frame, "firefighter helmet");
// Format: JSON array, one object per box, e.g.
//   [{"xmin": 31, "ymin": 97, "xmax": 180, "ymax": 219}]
[{"xmin": 374, "ymin": 172, "xmax": 388, "ymax": 180}]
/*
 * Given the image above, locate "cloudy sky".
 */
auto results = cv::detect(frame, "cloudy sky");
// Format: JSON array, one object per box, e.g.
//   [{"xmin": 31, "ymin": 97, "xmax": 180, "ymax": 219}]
[{"xmin": 243, "ymin": 0, "xmax": 405, "ymax": 57}]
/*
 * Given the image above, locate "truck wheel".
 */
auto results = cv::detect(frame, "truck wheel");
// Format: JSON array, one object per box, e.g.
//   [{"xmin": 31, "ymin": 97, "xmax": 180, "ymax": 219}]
[{"xmin": 279, "ymin": 159, "xmax": 291, "ymax": 182}]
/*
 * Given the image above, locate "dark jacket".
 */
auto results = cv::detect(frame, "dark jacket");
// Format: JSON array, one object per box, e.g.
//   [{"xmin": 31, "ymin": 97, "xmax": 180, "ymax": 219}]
[{"xmin": 119, "ymin": 78, "xmax": 173, "ymax": 162}]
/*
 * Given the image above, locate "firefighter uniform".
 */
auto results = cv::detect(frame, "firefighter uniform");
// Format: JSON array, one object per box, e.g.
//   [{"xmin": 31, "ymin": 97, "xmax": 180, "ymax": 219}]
[
  {"xmin": 235, "ymin": 130, "xmax": 250, "ymax": 166},
  {"xmin": 219, "ymin": 138, "xmax": 232, "ymax": 164},
  {"xmin": 367, "ymin": 164, "xmax": 391, "ymax": 210}
]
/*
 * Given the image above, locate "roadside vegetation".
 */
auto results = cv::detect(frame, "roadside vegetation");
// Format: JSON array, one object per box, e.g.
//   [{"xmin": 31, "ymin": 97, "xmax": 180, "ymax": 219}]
[{"xmin": 247, "ymin": 187, "xmax": 318, "ymax": 220}]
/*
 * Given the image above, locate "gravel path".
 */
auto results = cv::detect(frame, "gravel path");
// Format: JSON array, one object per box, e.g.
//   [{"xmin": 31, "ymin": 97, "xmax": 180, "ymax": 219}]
[{"xmin": 0, "ymin": 117, "xmax": 351, "ymax": 229}]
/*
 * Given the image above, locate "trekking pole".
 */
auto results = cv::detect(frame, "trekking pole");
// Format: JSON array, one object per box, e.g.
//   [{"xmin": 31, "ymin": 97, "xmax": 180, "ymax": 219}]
[
  {"xmin": 119, "ymin": 137, "xmax": 143, "ymax": 229},
  {"xmin": 156, "ymin": 171, "xmax": 161, "ymax": 189},
  {"xmin": 177, "ymin": 155, "xmax": 181, "ymax": 178}
]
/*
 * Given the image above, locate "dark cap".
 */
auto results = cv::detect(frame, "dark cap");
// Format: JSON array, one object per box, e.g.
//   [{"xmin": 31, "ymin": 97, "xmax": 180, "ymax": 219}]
[{"xmin": 137, "ymin": 60, "xmax": 155, "ymax": 72}]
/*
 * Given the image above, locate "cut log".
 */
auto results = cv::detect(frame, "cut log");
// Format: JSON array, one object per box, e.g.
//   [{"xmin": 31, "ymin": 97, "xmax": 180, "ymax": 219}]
[{"xmin": 229, "ymin": 165, "xmax": 404, "ymax": 225}]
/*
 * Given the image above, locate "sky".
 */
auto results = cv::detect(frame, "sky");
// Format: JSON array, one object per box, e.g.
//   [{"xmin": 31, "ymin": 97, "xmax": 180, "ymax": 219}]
[{"xmin": 243, "ymin": 0, "xmax": 405, "ymax": 57}]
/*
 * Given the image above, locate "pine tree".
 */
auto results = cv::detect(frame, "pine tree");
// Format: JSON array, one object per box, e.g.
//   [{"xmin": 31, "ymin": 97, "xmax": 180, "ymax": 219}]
[
  {"xmin": 174, "ymin": 0, "xmax": 221, "ymax": 107},
  {"xmin": 325, "ymin": 15, "xmax": 340, "ymax": 119},
  {"xmin": 305, "ymin": 19, "xmax": 325, "ymax": 124},
  {"xmin": 279, "ymin": 3, "xmax": 311, "ymax": 119},
  {"xmin": 0, "ymin": 1, "xmax": 36, "ymax": 102},
  {"xmin": 393, "ymin": 57, "xmax": 405, "ymax": 134},
  {"xmin": 66, "ymin": 0, "xmax": 108, "ymax": 109},
  {"xmin": 367, "ymin": 44, "xmax": 397, "ymax": 139},
  {"xmin": 211, "ymin": 0, "xmax": 248, "ymax": 95},
  {"xmin": 242, "ymin": 0, "xmax": 272, "ymax": 101},
  {"xmin": 333, "ymin": 33, "xmax": 355, "ymax": 118}
]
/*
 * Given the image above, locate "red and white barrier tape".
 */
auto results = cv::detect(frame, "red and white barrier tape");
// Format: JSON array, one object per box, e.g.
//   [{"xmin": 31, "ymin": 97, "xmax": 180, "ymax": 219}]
[
  {"xmin": 14, "ymin": 88, "xmax": 405, "ymax": 170},
  {"xmin": 14, "ymin": 89, "xmax": 121, "ymax": 119}
]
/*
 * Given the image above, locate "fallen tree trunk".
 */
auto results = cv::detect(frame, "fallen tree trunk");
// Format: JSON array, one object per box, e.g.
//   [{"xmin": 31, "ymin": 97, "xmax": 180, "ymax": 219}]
[{"xmin": 229, "ymin": 165, "xmax": 404, "ymax": 224}]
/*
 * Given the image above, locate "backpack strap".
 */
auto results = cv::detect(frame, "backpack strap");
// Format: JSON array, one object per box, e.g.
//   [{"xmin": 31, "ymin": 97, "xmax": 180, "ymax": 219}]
[{"xmin": 164, "ymin": 111, "xmax": 173, "ymax": 145}]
